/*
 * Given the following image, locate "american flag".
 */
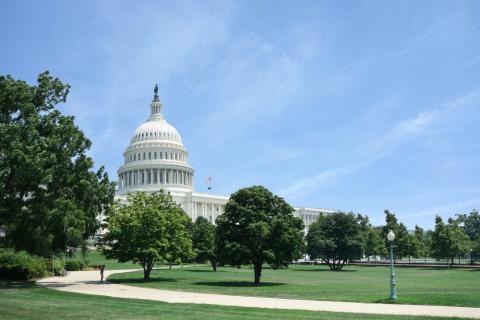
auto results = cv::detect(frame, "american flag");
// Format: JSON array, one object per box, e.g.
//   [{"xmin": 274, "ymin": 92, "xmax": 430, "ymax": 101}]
[{"xmin": 205, "ymin": 177, "xmax": 212, "ymax": 190}]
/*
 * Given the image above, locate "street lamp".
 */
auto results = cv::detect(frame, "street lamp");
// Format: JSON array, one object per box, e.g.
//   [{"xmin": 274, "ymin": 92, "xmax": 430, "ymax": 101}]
[{"xmin": 387, "ymin": 230, "xmax": 397, "ymax": 300}]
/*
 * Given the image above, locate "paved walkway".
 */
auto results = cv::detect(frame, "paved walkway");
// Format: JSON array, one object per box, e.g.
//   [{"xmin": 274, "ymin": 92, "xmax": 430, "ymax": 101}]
[{"xmin": 37, "ymin": 269, "xmax": 480, "ymax": 319}]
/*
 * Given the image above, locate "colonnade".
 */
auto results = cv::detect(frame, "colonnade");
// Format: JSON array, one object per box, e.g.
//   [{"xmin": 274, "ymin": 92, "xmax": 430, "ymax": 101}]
[{"xmin": 118, "ymin": 168, "xmax": 192, "ymax": 190}]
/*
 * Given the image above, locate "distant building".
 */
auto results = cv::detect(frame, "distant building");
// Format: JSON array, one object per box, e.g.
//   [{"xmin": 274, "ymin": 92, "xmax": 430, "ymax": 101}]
[{"xmin": 115, "ymin": 86, "xmax": 334, "ymax": 229}]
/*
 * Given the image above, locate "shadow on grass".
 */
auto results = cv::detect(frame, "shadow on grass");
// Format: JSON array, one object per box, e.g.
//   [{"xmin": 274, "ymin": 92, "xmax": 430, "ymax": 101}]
[
  {"xmin": 183, "ymin": 269, "xmax": 225, "ymax": 273},
  {"xmin": 292, "ymin": 268, "xmax": 358, "ymax": 272},
  {"xmin": 193, "ymin": 281, "xmax": 285, "ymax": 287},
  {"xmin": 0, "ymin": 280, "xmax": 36, "ymax": 289},
  {"xmin": 109, "ymin": 277, "xmax": 177, "ymax": 284}
]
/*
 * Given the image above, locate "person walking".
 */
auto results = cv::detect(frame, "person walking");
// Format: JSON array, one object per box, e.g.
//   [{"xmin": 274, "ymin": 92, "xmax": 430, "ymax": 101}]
[{"xmin": 100, "ymin": 265, "xmax": 105, "ymax": 282}]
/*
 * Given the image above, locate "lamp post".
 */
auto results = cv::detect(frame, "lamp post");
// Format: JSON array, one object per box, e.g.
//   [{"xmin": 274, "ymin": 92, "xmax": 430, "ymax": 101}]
[{"xmin": 387, "ymin": 230, "xmax": 397, "ymax": 300}]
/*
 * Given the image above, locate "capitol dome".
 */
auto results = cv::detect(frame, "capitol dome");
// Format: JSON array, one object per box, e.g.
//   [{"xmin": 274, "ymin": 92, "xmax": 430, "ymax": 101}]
[
  {"xmin": 131, "ymin": 118, "xmax": 182, "ymax": 145},
  {"xmin": 116, "ymin": 85, "xmax": 194, "ymax": 195}
]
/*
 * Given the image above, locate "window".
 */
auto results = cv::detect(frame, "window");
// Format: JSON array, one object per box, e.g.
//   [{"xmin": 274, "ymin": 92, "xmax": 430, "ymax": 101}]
[
  {"xmin": 159, "ymin": 152, "xmax": 162, "ymax": 159},
  {"xmin": 134, "ymin": 154, "xmax": 136, "ymax": 161},
  {"xmin": 154, "ymin": 152, "xmax": 157, "ymax": 159},
  {"xmin": 143, "ymin": 152, "xmax": 146, "ymax": 160},
  {"xmin": 149, "ymin": 152, "xmax": 151, "ymax": 160}
]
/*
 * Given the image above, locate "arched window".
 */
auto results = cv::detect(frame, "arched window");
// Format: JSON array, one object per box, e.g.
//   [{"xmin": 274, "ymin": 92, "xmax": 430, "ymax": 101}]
[{"xmin": 143, "ymin": 152, "xmax": 146, "ymax": 160}]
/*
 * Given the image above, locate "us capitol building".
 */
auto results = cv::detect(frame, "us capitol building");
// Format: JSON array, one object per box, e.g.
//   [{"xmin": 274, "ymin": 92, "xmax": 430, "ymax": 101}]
[{"xmin": 115, "ymin": 86, "xmax": 333, "ymax": 229}]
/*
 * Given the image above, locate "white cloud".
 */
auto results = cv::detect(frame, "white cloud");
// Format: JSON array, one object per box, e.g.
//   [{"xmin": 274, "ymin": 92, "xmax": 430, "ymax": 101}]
[{"xmin": 279, "ymin": 89, "xmax": 480, "ymax": 200}]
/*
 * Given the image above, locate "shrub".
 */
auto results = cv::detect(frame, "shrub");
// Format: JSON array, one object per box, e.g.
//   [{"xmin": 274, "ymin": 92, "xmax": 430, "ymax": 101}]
[
  {"xmin": 65, "ymin": 260, "xmax": 85, "ymax": 271},
  {"xmin": 0, "ymin": 248, "xmax": 48, "ymax": 280},
  {"xmin": 46, "ymin": 259, "xmax": 66, "ymax": 276}
]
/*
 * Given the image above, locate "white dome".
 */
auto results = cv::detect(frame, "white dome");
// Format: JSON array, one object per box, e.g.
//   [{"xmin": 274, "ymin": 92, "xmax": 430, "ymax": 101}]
[
  {"xmin": 131, "ymin": 119, "xmax": 183, "ymax": 145},
  {"xmin": 116, "ymin": 85, "xmax": 194, "ymax": 196}
]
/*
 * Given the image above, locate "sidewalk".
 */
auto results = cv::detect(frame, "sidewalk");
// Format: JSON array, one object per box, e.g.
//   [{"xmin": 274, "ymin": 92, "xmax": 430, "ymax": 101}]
[{"xmin": 37, "ymin": 269, "xmax": 480, "ymax": 319}]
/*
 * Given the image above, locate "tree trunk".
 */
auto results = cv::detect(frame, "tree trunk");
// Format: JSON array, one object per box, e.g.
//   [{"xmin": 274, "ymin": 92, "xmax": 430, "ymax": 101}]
[
  {"xmin": 210, "ymin": 258, "xmax": 217, "ymax": 272},
  {"xmin": 253, "ymin": 263, "xmax": 262, "ymax": 284}
]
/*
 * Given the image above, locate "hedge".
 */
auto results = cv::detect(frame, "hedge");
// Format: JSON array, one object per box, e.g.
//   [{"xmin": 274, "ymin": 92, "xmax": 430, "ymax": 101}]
[
  {"xmin": 0, "ymin": 248, "xmax": 48, "ymax": 280},
  {"xmin": 65, "ymin": 260, "xmax": 85, "ymax": 271}
]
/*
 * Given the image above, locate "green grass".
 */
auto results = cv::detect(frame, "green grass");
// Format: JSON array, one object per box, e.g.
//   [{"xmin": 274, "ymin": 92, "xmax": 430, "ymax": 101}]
[
  {"xmin": 0, "ymin": 281, "xmax": 466, "ymax": 320},
  {"xmin": 68, "ymin": 250, "xmax": 140, "ymax": 270},
  {"xmin": 108, "ymin": 264, "xmax": 480, "ymax": 307}
]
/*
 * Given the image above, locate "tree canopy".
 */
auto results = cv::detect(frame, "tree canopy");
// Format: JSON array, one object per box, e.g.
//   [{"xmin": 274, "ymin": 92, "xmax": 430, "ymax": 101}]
[
  {"xmin": 192, "ymin": 216, "xmax": 217, "ymax": 271},
  {"xmin": 431, "ymin": 216, "xmax": 469, "ymax": 266},
  {"xmin": 306, "ymin": 212, "xmax": 364, "ymax": 271},
  {"xmin": 0, "ymin": 72, "xmax": 115, "ymax": 256},
  {"xmin": 216, "ymin": 185, "xmax": 304, "ymax": 284},
  {"xmin": 101, "ymin": 191, "xmax": 193, "ymax": 279}
]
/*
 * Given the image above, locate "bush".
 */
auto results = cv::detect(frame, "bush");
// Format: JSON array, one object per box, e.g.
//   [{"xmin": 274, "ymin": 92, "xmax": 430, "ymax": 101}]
[
  {"xmin": 0, "ymin": 248, "xmax": 48, "ymax": 280},
  {"xmin": 45, "ymin": 259, "xmax": 65, "ymax": 276},
  {"xmin": 65, "ymin": 260, "xmax": 85, "ymax": 271}
]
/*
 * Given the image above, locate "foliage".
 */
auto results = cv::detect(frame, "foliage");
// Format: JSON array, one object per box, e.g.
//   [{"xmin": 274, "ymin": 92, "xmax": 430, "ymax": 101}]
[
  {"xmin": 216, "ymin": 185, "xmax": 304, "ymax": 284},
  {"xmin": 0, "ymin": 248, "xmax": 48, "ymax": 279},
  {"xmin": 357, "ymin": 215, "xmax": 386, "ymax": 259},
  {"xmin": 0, "ymin": 72, "xmax": 116, "ymax": 257},
  {"xmin": 404, "ymin": 233, "xmax": 422, "ymax": 263},
  {"xmin": 456, "ymin": 209, "xmax": 480, "ymax": 241},
  {"xmin": 65, "ymin": 260, "xmax": 85, "ymax": 271},
  {"xmin": 192, "ymin": 216, "xmax": 217, "ymax": 271},
  {"xmin": 306, "ymin": 212, "xmax": 364, "ymax": 270},
  {"xmin": 45, "ymin": 258, "xmax": 66, "ymax": 276},
  {"xmin": 100, "ymin": 191, "xmax": 193, "ymax": 279},
  {"xmin": 431, "ymin": 216, "xmax": 469, "ymax": 265},
  {"xmin": 413, "ymin": 225, "xmax": 430, "ymax": 260},
  {"xmin": 381, "ymin": 210, "xmax": 409, "ymax": 259}
]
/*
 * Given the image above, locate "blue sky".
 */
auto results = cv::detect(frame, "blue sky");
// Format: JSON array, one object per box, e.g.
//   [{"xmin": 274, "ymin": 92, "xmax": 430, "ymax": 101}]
[{"xmin": 1, "ymin": 0, "xmax": 480, "ymax": 229}]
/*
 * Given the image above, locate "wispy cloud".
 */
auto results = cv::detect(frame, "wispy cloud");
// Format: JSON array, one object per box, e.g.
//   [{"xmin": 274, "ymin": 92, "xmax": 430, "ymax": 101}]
[
  {"xmin": 279, "ymin": 89, "xmax": 480, "ymax": 200},
  {"xmin": 404, "ymin": 197, "xmax": 480, "ymax": 218}
]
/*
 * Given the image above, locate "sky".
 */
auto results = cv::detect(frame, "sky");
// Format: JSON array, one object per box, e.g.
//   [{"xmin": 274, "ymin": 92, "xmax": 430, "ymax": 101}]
[{"xmin": 1, "ymin": 0, "xmax": 480, "ymax": 229}]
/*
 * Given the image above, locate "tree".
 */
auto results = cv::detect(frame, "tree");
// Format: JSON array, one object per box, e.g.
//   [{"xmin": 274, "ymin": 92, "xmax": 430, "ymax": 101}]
[
  {"xmin": 0, "ymin": 72, "xmax": 115, "ymax": 256},
  {"xmin": 192, "ymin": 216, "xmax": 217, "ymax": 271},
  {"xmin": 364, "ymin": 227, "xmax": 386, "ymax": 260},
  {"xmin": 456, "ymin": 209, "xmax": 480, "ymax": 241},
  {"xmin": 382, "ymin": 210, "xmax": 409, "ymax": 259},
  {"xmin": 413, "ymin": 225, "xmax": 429, "ymax": 262},
  {"xmin": 356, "ymin": 214, "xmax": 385, "ymax": 260},
  {"xmin": 306, "ymin": 212, "xmax": 364, "ymax": 271},
  {"xmin": 216, "ymin": 186, "xmax": 304, "ymax": 284},
  {"xmin": 404, "ymin": 233, "xmax": 421, "ymax": 264},
  {"xmin": 431, "ymin": 216, "xmax": 469, "ymax": 266},
  {"xmin": 101, "ymin": 191, "xmax": 193, "ymax": 279}
]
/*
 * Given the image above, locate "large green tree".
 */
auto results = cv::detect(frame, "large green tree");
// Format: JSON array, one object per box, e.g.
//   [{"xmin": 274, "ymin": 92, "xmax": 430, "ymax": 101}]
[
  {"xmin": 382, "ymin": 210, "xmax": 409, "ymax": 259},
  {"xmin": 192, "ymin": 216, "xmax": 217, "ymax": 271},
  {"xmin": 431, "ymin": 216, "xmax": 469, "ymax": 266},
  {"xmin": 0, "ymin": 72, "xmax": 115, "ymax": 256},
  {"xmin": 456, "ymin": 210, "xmax": 480, "ymax": 262},
  {"xmin": 216, "ymin": 186, "xmax": 304, "ymax": 284},
  {"xmin": 306, "ymin": 212, "xmax": 364, "ymax": 271},
  {"xmin": 101, "ymin": 191, "xmax": 193, "ymax": 279}
]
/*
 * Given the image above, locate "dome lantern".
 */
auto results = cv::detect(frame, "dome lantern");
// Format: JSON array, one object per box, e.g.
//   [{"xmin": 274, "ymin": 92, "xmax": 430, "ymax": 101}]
[{"xmin": 150, "ymin": 84, "xmax": 163, "ymax": 121}]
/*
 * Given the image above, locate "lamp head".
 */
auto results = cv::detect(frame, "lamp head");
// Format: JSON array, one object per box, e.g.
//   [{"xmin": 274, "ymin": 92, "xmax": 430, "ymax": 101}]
[{"xmin": 387, "ymin": 230, "xmax": 395, "ymax": 241}]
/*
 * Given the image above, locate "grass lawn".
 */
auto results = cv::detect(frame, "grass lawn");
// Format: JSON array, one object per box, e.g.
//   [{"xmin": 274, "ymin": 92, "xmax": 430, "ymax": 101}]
[
  {"xmin": 108, "ymin": 264, "xmax": 480, "ymax": 308},
  {"xmin": 68, "ymin": 250, "xmax": 140, "ymax": 270},
  {"xmin": 0, "ymin": 281, "xmax": 466, "ymax": 320}
]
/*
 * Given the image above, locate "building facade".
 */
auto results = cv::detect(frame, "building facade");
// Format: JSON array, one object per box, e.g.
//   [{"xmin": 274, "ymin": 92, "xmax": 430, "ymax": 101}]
[{"xmin": 115, "ymin": 86, "xmax": 334, "ymax": 229}]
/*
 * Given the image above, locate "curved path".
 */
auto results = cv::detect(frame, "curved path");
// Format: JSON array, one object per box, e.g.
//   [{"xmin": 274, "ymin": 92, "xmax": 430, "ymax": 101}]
[{"xmin": 37, "ymin": 269, "xmax": 480, "ymax": 319}]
